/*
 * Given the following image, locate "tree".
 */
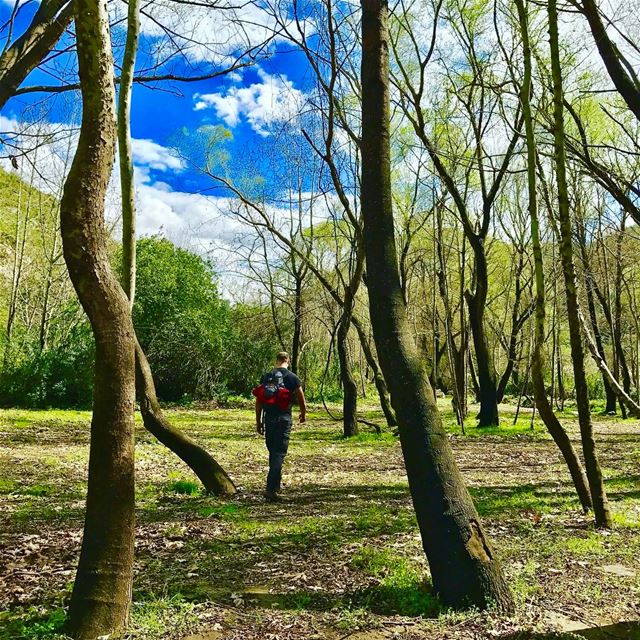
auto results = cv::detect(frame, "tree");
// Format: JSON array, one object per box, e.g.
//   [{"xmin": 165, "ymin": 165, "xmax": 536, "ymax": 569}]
[
  {"xmin": 360, "ymin": 0, "xmax": 513, "ymax": 610},
  {"xmin": 0, "ymin": 0, "xmax": 73, "ymax": 110},
  {"xmin": 548, "ymin": 0, "xmax": 612, "ymax": 528},
  {"xmin": 514, "ymin": 0, "xmax": 592, "ymax": 513},
  {"xmin": 61, "ymin": 0, "xmax": 135, "ymax": 635},
  {"xmin": 392, "ymin": 0, "xmax": 524, "ymax": 426},
  {"xmin": 114, "ymin": 1, "xmax": 237, "ymax": 495}
]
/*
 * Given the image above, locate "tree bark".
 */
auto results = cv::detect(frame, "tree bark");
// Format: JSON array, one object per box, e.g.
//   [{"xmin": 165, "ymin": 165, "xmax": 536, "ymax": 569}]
[
  {"xmin": 548, "ymin": 0, "xmax": 612, "ymax": 528},
  {"xmin": 62, "ymin": 1, "xmax": 135, "ymax": 636},
  {"xmin": 135, "ymin": 340, "xmax": 237, "ymax": 494},
  {"xmin": 466, "ymin": 245, "xmax": 499, "ymax": 426},
  {"xmin": 0, "ymin": 0, "xmax": 73, "ymax": 110},
  {"xmin": 360, "ymin": 0, "xmax": 513, "ymax": 610},
  {"xmin": 117, "ymin": 0, "xmax": 140, "ymax": 305},
  {"xmin": 337, "ymin": 313, "xmax": 359, "ymax": 437},
  {"xmin": 514, "ymin": 0, "xmax": 592, "ymax": 513},
  {"xmin": 578, "ymin": 0, "xmax": 640, "ymax": 123}
]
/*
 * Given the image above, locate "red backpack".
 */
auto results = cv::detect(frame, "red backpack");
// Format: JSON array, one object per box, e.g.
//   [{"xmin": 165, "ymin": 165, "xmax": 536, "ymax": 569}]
[{"xmin": 252, "ymin": 369, "xmax": 291, "ymax": 412}]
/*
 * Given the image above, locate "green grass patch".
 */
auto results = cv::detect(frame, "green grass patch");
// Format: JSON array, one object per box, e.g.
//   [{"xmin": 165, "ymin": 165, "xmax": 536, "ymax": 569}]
[
  {"xmin": 0, "ymin": 606, "xmax": 67, "ymax": 640},
  {"xmin": 470, "ymin": 484, "xmax": 576, "ymax": 518},
  {"xmin": 564, "ymin": 532, "xmax": 607, "ymax": 556},
  {"xmin": 198, "ymin": 503, "xmax": 248, "ymax": 519},
  {"xmin": 166, "ymin": 479, "xmax": 200, "ymax": 495},
  {"xmin": 351, "ymin": 546, "xmax": 438, "ymax": 616},
  {"xmin": 21, "ymin": 484, "xmax": 54, "ymax": 497},
  {"xmin": 129, "ymin": 593, "xmax": 199, "ymax": 639}
]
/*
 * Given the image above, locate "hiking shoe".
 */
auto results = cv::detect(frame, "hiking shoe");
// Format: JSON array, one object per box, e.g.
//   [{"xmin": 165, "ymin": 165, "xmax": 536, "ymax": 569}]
[{"xmin": 263, "ymin": 490, "xmax": 281, "ymax": 502}]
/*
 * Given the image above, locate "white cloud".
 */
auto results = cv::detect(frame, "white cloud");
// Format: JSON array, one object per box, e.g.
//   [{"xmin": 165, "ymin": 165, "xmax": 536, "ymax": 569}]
[
  {"xmin": 110, "ymin": 0, "xmax": 307, "ymax": 65},
  {"xmin": 131, "ymin": 138, "xmax": 185, "ymax": 172},
  {"xmin": 194, "ymin": 69, "xmax": 305, "ymax": 136}
]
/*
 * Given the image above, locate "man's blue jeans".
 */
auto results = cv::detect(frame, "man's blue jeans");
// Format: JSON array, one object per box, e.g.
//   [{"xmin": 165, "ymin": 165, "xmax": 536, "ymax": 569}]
[{"xmin": 264, "ymin": 414, "xmax": 292, "ymax": 493}]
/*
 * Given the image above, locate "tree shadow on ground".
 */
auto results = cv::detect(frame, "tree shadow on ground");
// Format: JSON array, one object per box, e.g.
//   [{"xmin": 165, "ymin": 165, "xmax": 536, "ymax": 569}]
[{"xmin": 235, "ymin": 582, "xmax": 439, "ymax": 617}]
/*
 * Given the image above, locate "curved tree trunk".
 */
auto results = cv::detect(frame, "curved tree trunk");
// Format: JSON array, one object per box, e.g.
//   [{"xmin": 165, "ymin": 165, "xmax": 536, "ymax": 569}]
[
  {"xmin": 548, "ymin": 0, "xmax": 612, "ymax": 529},
  {"xmin": 360, "ymin": 0, "xmax": 513, "ymax": 610},
  {"xmin": 62, "ymin": 1, "xmax": 135, "ymax": 636},
  {"xmin": 135, "ymin": 340, "xmax": 237, "ymax": 494},
  {"xmin": 115, "ymin": 0, "xmax": 237, "ymax": 496}
]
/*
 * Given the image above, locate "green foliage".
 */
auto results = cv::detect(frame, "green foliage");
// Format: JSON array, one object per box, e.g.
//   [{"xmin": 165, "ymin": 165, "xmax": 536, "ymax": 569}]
[
  {"xmin": 131, "ymin": 237, "xmax": 279, "ymax": 400},
  {"xmin": 0, "ymin": 314, "xmax": 94, "ymax": 408},
  {"xmin": 0, "ymin": 232, "xmax": 281, "ymax": 406},
  {"xmin": 132, "ymin": 236, "xmax": 230, "ymax": 400}
]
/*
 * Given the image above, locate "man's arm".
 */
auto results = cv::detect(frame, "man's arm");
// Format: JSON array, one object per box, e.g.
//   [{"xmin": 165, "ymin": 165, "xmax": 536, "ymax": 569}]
[
  {"xmin": 296, "ymin": 387, "xmax": 307, "ymax": 423},
  {"xmin": 255, "ymin": 398, "xmax": 264, "ymax": 434}
]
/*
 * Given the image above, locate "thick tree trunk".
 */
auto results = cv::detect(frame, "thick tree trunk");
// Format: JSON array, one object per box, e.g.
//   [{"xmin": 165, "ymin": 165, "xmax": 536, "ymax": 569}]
[
  {"xmin": 360, "ymin": 0, "xmax": 513, "ymax": 610},
  {"xmin": 514, "ymin": 0, "xmax": 592, "ymax": 513},
  {"xmin": 62, "ymin": 1, "xmax": 135, "ymax": 637},
  {"xmin": 0, "ymin": 0, "xmax": 73, "ymax": 110},
  {"xmin": 466, "ymin": 253, "xmax": 499, "ymax": 426},
  {"xmin": 337, "ymin": 313, "xmax": 359, "ymax": 437},
  {"xmin": 548, "ymin": 0, "xmax": 612, "ymax": 528}
]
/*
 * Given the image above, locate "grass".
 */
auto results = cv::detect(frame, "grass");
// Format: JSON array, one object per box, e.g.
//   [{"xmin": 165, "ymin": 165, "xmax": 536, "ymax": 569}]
[
  {"xmin": 350, "ymin": 546, "xmax": 438, "ymax": 616},
  {"xmin": 0, "ymin": 399, "xmax": 639, "ymax": 639},
  {"xmin": 0, "ymin": 607, "xmax": 67, "ymax": 640}
]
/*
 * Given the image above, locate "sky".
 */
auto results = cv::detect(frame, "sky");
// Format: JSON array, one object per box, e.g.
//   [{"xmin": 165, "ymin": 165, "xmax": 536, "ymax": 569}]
[
  {"xmin": 0, "ymin": 0, "xmax": 316, "ymax": 276},
  {"xmin": 1, "ymin": 0, "xmax": 639, "ymax": 275}
]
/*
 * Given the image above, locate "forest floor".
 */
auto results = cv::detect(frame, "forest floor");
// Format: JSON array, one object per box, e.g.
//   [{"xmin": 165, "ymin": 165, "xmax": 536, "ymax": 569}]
[{"xmin": 0, "ymin": 400, "xmax": 639, "ymax": 640}]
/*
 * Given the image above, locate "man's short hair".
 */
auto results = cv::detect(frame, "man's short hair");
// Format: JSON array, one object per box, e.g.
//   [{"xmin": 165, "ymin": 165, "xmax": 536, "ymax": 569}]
[{"xmin": 276, "ymin": 351, "xmax": 290, "ymax": 364}]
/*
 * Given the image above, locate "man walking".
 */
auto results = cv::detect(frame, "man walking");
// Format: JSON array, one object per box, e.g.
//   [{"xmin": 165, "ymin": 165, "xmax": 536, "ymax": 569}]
[{"xmin": 253, "ymin": 352, "xmax": 307, "ymax": 501}]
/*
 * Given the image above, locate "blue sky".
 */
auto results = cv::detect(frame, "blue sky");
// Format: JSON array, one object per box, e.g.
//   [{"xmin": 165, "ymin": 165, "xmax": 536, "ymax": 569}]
[{"xmin": 0, "ymin": 0, "xmax": 317, "ymax": 256}]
